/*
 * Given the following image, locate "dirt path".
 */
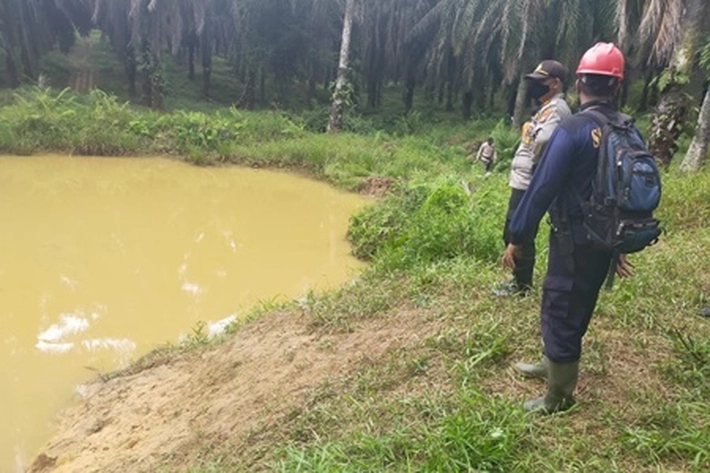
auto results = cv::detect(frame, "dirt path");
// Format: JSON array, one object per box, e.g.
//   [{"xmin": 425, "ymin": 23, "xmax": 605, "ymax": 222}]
[{"xmin": 28, "ymin": 308, "xmax": 441, "ymax": 472}]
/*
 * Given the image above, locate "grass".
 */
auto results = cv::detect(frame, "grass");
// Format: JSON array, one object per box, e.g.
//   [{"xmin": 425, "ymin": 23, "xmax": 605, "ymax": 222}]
[
  {"xmin": 176, "ymin": 207, "xmax": 709, "ymax": 472},
  {"xmin": 4, "ymin": 85, "xmax": 710, "ymax": 472},
  {"xmin": 0, "ymin": 87, "xmax": 500, "ymax": 191},
  {"xmin": 267, "ymin": 233, "xmax": 710, "ymax": 472}
]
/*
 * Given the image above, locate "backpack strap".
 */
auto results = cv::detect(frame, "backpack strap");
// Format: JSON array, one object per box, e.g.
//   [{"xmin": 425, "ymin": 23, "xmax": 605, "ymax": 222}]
[
  {"xmin": 580, "ymin": 108, "xmax": 609, "ymax": 127},
  {"xmin": 580, "ymin": 109, "xmax": 612, "ymax": 199},
  {"xmin": 579, "ymin": 109, "xmax": 621, "ymax": 291}
]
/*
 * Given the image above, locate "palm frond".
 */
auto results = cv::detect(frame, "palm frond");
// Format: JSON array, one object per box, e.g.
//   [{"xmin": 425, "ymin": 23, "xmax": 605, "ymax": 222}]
[{"xmin": 639, "ymin": 0, "xmax": 683, "ymax": 66}]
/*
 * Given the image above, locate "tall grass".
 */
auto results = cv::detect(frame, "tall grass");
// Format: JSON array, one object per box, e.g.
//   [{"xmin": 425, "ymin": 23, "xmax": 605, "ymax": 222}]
[
  {"xmin": 347, "ymin": 175, "xmax": 506, "ymax": 267},
  {"xmin": 0, "ymin": 87, "xmax": 305, "ymax": 158},
  {"xmin": 0, "ymin": 87, "xmax": 499, "ymax": 191}
]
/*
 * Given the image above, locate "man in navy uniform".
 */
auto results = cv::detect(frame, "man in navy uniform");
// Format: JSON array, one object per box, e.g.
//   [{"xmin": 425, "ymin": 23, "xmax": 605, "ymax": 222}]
[
  {"xmin": 495, "ymin": 60, "xmax": 571, "ymax": 297},
  {"xmin": 502, "ymin": 43, "xmax": 634, "ymax": 414}
]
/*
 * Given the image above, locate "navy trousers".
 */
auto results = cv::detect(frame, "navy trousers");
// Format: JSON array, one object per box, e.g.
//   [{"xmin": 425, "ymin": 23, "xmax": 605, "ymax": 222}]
[{"xmin": 541, "ymin": 228, "xmax": 611, "ymax": 363}]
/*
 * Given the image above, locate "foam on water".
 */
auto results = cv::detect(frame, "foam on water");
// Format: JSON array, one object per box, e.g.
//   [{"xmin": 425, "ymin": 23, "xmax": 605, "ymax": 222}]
[
  {"xmin": 35, "ymin": 340, "xmax": 75, "ymax": 354},
  {"xmin": 81, "ymin": 338, "xmax": 137, "ymax": 352},
  {"xmin": 37, "ymin": 314, "xmax": 90, "ymax": 343},
  {"xmin": 181, "ymin": 282, "xmax": 203, "ymax": 295}
]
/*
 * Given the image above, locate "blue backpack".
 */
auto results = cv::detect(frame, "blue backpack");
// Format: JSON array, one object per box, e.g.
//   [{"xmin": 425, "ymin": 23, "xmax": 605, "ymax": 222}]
[{"xmin": 580, "ymin": 109, "xmax": 662, "ymax": 287}]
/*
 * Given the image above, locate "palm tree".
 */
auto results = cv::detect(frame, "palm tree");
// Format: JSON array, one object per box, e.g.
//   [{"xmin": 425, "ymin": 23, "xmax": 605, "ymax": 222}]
[
  {"xmin": 0, "ymin": 0, "xmax": 90, "ymax": 86},
  {"xmin": 92, "ymin": 0, "xmax": 217, "ymax": 108},
  {"xmin": 410, "ymin": 0, "xmax": 614, "ymax": 124},
  {"xmin": 0, "ymin": 0, "xmax": 23, "ymax": 86},
  {"xmin": 328, "ymin": 0, "xmax": 356, "ymax": 133},
  {"xmin": 356, "ymin": 0, "xmax": 435, "ymax": 111},
  {"xmin": 680, "ymin": 41, "xmax": 710, "ymax": 172},
  {"xmin": 680, "ymin": 86, "xmax": 710, "ymax": 172},
  {"xmin": 91, "ymin": 0, "xmax": 135, "ymax": 95},
  {"xmin": 619, "ymin": 0, "xmax": 709, "ymax": 168}
]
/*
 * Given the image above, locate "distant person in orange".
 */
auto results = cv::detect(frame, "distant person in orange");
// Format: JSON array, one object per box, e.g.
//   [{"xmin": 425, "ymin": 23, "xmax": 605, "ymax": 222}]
[{"xmin": 474, "ymin": 137, "xmax": 497, "ymax": 175}]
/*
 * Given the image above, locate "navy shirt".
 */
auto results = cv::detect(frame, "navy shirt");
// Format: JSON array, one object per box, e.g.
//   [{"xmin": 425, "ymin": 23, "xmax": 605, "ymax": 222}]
[{"xmin": 508, "ymin": 104, "xmax": 617, "ymax": 245}]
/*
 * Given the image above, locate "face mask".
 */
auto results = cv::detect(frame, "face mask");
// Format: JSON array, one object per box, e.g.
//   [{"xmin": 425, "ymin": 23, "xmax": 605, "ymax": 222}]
[{"xmin": 527, "ymin": 80, "xmax": 551, "ymax": 101}]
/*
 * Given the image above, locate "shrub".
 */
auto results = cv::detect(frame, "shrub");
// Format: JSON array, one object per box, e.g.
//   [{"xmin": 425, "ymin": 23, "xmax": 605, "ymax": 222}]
[{"xmin": 348, "ymin": 175, "xmax": 506, "ymax": 269}]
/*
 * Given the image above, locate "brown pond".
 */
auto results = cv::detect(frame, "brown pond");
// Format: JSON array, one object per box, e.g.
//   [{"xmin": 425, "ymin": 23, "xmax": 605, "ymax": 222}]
[{"xmin": 0, "ymin": 155, "xmax": 367, "ymax": 471}]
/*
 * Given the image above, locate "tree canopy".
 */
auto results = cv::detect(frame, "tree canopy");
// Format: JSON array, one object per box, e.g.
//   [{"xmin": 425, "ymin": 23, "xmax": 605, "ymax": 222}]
[{"xmin": 0, "ymin": 0, "xmax": 708, "ymax": 167}]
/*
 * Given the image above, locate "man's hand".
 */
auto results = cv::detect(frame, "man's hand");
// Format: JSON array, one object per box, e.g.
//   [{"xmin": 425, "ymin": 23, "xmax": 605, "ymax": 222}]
[
  {"xmin": 616, "ymin": 254, "xmax": 634, "ymax": 278},
  {"xmin": 502, "ymin": 243, "xmax": 523, "ymax": 270}
]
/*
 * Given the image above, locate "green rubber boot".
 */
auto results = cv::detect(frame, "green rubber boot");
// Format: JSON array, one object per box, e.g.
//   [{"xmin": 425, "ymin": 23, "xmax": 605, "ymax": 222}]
[
  {"xmin": 514, "ymin": 357, "xmax": 548, "ymax": 379},
  {"xmin": 524, "ymin": 360, "xmax": 578, "ymax": 415}
]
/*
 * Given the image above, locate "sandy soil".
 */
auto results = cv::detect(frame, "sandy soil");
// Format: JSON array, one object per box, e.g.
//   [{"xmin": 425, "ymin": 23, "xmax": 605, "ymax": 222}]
[{"xmin": 28, "ymin": 308, "xmax": 441, "ymax": 473}]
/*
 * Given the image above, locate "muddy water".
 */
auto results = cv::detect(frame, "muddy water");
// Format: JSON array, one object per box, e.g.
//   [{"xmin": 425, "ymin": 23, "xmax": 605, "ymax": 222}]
[{"xmin": 0, "ymin": 155, "xmax": 366, "ymax": 471}]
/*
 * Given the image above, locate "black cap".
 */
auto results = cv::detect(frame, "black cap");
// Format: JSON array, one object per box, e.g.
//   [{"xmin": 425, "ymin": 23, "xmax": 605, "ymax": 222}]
[{"xmin": 525, "ymin": 60, "xmax": 568, "ymax": 82}]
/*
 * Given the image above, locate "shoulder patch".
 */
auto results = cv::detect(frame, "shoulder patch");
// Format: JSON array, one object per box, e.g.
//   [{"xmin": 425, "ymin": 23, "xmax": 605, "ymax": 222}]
[
  {"xmin": 591, "ymin": 128, "xmax": 602, "ymax": 149},
  {"xmin": 521, "ymin": 121, "xmax": 533, "ymax": 144},
  {"xmin": 535, "ymin": 107, "xmax": 555, "ymax": 124}
]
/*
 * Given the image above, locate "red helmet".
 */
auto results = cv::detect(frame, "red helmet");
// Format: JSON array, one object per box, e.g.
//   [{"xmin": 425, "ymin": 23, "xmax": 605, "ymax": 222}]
[{"xmin": 576, "ymin": 42, "xmax": 625, "ymax": 80}]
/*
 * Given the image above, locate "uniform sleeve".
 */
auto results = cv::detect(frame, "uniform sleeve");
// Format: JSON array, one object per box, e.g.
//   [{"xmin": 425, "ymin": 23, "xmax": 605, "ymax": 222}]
[
  {"xmin": 508, "ymin": 124, "xmax": 578, "ymax": 245},
  {"xmin": 532, "ymin": 103, "xmax": 570, "ymax": 162}
]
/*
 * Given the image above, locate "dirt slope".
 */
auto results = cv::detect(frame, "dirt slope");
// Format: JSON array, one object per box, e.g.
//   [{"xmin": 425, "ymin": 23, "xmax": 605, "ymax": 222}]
[{"xmin": 28, "ymin": 308, "xmax": 440, "ymax": 472}]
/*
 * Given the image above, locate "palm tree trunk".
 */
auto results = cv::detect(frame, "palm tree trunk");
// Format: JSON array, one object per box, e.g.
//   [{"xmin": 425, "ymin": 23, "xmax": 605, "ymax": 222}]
[
  {"xmin": 462, "ymin": 90, "xmax": 473, "ymax": 121},
  {"xmin": 328, "ymin": 0, "xmax": 356, "ymax": 133},
  {"xmin": 201, "ymin": 33, "xmax": 212, "ymax": 98},
  {"xmin": 238, "ymin": 70, "xmax": 256, "ymax": 110},
  {"xmin": 475, "ymin": 81, "xmax": 486, "ymax": 111},
  {"xmin": 140, "ymin": 42, "xmax": 152, "ymax": 107},
  {"xmin": 0, "ymin": 1, "xmax": 20, "ymax": 87},
  {"xmin": 647, "ymin": 0, "xmax": 707, "ymax": 168},
  {"xmin": 306, "ymin": 63, "xmax": 316, "ymax": 109},
  {"xmin": 620, "ymin": 76, "xmax": 630, "ymax": 108},
  {"xmin": 403, "ymin": 70, "xmax": 415, "ymax": 114},
  {"xmin": 512, "ymin": 72, "xmax": 528, "ymax": 129},
  {"xmin": 366, "ymin": 51, "xmax": 380, "ymax": 109},
  {"xmin": 151, "ymin": 60, "xmax": 164, "ymax": 110},
  {"xmin": 4, "ymin": 49, "xmax": 20, "ymax": 87},
  {"xmin": 679, "ymin": 86, "xmax": 710, "ymax": 172},
  {"xmin": 188, "ymin": 36, "xmax": 196, "ymax": 81},
  {"xmin": 649, "ymin": 85, "xmax": 689, "ymax": 168},
  {"xmin": 125, "ymin": 46, "xmax": 137, "ymax": 97},
  {"xmin": 638, "ymin": 69, "xmax": 655, "ymax": 112},
  {"xmin": 17, "ymin": 1, "xmax": 36, "ymax": 80},
  {"xmin": 445, "ymin": 80, "xmax": 454, "ymax": 112},
  {"xmin": 260, "ymin": 68, "xmax": 266, "ymax": 107}
]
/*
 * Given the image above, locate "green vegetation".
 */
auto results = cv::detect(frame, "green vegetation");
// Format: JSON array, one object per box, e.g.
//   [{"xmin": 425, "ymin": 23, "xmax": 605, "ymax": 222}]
[
  {"xmin": 0, "ymin": 87, "xmax": 511, "ymax": 187},
  {"xmin": 3, "ymin": 0, "xmax": 709, "ymax": 169},
  {"xmin": 2, "ymin": 83, "xmax": 709, "ymax": 473},
  {"xmin": 259, "ymin": 169, "xmax": 710, "ymax": 472},
  {"xmin": 3, "ymin": 1, "xmax": 710, "ymax": 470},
  {"xmin": 5, "ymin": 87, "xmax": 703, "ymax": 472},
  {"xmin": 348, "ymin": 176, "xmax": 505, "ymax": 267}
]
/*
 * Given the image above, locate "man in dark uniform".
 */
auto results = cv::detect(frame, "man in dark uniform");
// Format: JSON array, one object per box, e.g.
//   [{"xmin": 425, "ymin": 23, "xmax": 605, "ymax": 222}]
[{"xmin": 502, "ymin": 43, "xmax": 634, "ymax": 414}]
